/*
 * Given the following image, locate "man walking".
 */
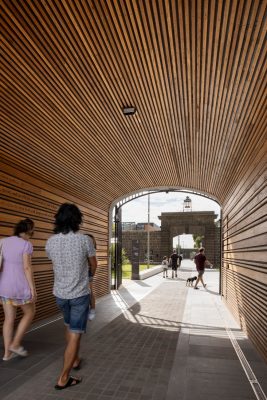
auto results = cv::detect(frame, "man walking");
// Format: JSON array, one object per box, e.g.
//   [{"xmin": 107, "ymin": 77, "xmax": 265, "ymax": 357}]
[
  {"xmin": 194, "ymin": 247, "xmax": 207, "ymax": 289},
  {"xmin": 170, "ymin": 249, "xmax": 179, "ymax": 278},
  {"xmin": 46, "ymin": 203, "xmax": 97, "ymax": 390}
]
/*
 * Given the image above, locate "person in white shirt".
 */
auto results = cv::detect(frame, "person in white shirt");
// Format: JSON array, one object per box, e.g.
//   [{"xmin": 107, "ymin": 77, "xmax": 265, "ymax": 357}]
[{"xmin": 46, "ymin": 203, "xmax": 97, "ymax": 390}]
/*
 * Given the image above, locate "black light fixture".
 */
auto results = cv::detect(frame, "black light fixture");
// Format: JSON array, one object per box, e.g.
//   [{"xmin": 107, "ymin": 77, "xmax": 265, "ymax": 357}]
[
  {"xmin": 183, "ymin": 196, "xmax": 192, "ymax": 211},
  {"xmin": 122, "ymin": 106, "xmax": 136, "ymax": 116}
]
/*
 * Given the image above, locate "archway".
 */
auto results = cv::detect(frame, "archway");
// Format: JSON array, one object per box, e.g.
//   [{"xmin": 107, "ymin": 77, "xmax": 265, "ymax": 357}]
[
  {"xmin": 172, "ymin": 234, "xmax": 194, "ymax": 259},
  {"xmin": 160, "ymin": 210, "xmax": 220, "ymax": 267},
  {"xmin": 110, "ymin": 188, "xmax": 221, "ymax": 290}
]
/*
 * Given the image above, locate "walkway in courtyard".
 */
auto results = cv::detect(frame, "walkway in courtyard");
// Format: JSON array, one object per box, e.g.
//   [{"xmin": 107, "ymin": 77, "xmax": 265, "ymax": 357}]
[{"xmin": 0, "ymin": 260, "xmax": 267, "ymax": 400}]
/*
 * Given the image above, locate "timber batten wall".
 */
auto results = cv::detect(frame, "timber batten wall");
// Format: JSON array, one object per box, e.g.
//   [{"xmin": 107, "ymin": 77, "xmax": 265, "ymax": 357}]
[
  {"xmin": 222, "ymin": 143, "xmax": 267, "ymax": 360},
  {"xmin": 0, "ymin": 162, "xmax": 109, "ymax": 331},
  {"xmin": 0, "ymin": 0, "xmax": 266, "ymax": 361}
]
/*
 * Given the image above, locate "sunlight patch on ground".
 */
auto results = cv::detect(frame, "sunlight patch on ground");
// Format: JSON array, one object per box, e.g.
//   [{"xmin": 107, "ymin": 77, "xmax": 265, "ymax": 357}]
[{"xmin": 111, "ymin": 290, "xmax": 180, "ymax": 330}]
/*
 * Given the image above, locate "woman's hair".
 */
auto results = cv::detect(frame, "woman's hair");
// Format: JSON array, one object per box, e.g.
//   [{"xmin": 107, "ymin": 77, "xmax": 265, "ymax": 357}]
[
  {"xmin": 87, "ymin": 233, "xmax": 97, "ymax": 249},
  {"xmin": 53, "ymin": 203, "xmax": 83, "ymax": 234},
  {"xmin": 14, "ymin": 218, "xmax": 34, "ymax": 236}
]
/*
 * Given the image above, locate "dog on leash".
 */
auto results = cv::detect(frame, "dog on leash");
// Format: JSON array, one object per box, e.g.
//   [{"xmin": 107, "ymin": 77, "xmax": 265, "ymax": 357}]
[{"xmin": 186, "ymin": 276, "xmax": 197, "ymax": 286}]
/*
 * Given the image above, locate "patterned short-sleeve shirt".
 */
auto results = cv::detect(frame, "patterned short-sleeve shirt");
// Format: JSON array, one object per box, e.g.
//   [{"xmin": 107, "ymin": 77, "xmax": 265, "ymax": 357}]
[{"xmin": 45, "ymin": 232, "xmax": 96, "ymax": 299}]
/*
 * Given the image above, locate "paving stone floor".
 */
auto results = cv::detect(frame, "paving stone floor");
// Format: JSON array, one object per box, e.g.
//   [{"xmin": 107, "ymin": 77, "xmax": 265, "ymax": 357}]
[{"xmin": 0, "ymin": 261, "xmax": 267, "ymax": 400}]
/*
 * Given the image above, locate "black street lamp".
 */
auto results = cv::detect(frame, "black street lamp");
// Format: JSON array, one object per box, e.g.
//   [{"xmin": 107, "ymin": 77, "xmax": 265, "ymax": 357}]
[{"xmin": 183, "ymin": 196, "xmax": 192, "ymax": 211}]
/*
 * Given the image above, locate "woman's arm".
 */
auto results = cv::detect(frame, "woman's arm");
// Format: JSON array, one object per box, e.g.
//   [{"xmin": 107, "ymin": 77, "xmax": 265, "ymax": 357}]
[{"xmin": 23, "ymin": 253, "xmax": 37, "ymax": 302}]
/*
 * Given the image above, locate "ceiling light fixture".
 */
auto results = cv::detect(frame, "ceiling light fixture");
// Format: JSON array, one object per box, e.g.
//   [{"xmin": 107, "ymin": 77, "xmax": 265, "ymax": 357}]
[{"xmin": 122, "ymin": 106, "xmax": 136, "ymax": 116}]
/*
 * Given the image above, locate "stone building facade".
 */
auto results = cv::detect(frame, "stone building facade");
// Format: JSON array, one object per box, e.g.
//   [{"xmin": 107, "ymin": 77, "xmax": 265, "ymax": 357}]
[
  {"xmin": 122, "ymin": 230, "xmax": 162, "ymax": 263},
  {"xmin": 122, "ymin": 211, "xmax": 221, "ymax": 267}
]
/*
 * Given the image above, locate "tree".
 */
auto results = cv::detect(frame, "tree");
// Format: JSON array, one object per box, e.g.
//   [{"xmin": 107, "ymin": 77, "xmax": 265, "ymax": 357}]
[
  {"xmin": 121, "ymin": 248, "xmax": 130, "ymax": 265},
  {"xmin": 110, "ymin": 243, "xmax": 130, "ymax": 266},
  {"xmin": 193, "ymin": 234, "xmax": 204, "ymax": 249}
]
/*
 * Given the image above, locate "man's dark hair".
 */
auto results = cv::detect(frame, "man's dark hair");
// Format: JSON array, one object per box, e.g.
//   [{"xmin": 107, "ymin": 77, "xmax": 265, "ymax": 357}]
[
  {"xmin": 14, "ymin": 218, "xmax": 34, "ymax": 236},
  {"xmin": 53, "ymin": 203, "xmax": 83, "ymax": 234}
]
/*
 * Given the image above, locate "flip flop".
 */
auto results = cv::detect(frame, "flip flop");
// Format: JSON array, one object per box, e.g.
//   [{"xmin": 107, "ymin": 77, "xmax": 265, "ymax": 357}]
[
  {"xmin": 55, "ymin": 376, "xmax": 82, "ymax": 390},
  {"xmin": 2, "ymin": 352, "xmax": 18, "ymax": 361},
  {"xmin": 9, "ymin": 346, "xmax": 28, "ymax": 357}
]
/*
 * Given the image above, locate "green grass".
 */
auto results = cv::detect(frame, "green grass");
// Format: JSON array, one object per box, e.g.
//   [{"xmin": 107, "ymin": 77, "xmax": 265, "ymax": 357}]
[{"xmin": 112, "ymin": 263, "xmax": 156, "ymax": 279}]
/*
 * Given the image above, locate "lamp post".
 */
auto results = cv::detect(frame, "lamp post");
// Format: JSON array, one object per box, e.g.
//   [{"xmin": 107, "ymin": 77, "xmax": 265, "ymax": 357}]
[
  {"xmin": 114, "ymin": 206, "xmax": 122, "ymax": 289},
  {"xmin": 147, "ymin": 193, "xmax": 150, "ymax": 269},
  {"xmin": 183, "ymin": 196, "xmax": 192, "ymax": 211}
]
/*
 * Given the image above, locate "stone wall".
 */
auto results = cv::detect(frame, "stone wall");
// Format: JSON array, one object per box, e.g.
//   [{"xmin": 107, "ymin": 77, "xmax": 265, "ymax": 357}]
[
  {"xmin": 122, "ymin": 231, "xmax": 162, "ymax": 263},
  {"xmin": 122, "ymin": 211, "xmax": 221, "ymax": 267}
]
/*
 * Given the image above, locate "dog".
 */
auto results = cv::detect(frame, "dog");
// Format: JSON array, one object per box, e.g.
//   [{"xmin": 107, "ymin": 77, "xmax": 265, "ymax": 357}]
[{"xmin": 186, "ymin": 276, "xmax": 197, "ymax": 286}]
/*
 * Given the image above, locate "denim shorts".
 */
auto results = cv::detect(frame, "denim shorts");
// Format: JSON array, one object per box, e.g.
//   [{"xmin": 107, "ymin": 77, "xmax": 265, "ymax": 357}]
[
  {"xmin": 56, "ymin": 294, "xmax": 90, "ymax": 334},
  {"xmin": 197, "ymin": 269, "xmax": 204, "ymax": 277}
]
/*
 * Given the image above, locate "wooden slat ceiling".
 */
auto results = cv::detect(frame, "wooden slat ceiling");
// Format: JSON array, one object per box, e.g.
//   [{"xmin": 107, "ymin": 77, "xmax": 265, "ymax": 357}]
[{"xmin": 0, "ymin": 0, "xmax": 266, "ymax": 208}]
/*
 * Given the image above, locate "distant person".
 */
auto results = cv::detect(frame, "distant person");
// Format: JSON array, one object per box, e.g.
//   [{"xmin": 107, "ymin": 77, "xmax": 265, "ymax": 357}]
[
  {"xmin": 170, "ymin": 249, "xmax": 179, "ymax": 278},
  {"xmin": 86, "ymin": 234, "xmax": 97, "ymax": 320},
  {"xmin": 178, "ymin": 253, "xmax": 183, "ymax": 268},
  {"xmin": 0, "ymin": 218, "xmax": 36, "ymax": 361},
  {"xmin": 161, "ymin": 256, "xmax": 168, "ymax": 278},
  {"xmin": 194, "ymin": 247, "xmax": 207, "ymax": 289},
  {"xmin": 46, "ymin": 203, "xmax": 97, "ymax": 390}
]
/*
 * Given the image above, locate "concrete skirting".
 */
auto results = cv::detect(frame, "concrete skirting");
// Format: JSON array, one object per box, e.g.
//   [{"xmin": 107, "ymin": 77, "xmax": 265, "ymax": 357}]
[{"xmin": 138, "ymin": 265, "xmax": 163, "ymax": 280}]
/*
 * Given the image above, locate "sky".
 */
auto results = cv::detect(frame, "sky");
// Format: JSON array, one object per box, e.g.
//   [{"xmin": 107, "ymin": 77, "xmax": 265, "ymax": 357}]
[{"xmin": 121, "ymin": 191, "xmax": 221, "ymax": 248}]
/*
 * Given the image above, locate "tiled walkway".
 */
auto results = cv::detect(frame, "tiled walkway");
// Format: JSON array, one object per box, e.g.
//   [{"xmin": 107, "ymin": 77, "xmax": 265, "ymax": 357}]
[{"xmin": 0, "ymin": 261, "xmax": 267, "ymax": 400}]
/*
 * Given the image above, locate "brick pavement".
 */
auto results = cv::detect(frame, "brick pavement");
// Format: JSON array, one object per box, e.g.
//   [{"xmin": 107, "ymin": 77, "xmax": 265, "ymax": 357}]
[
  {"xmin": 0, "ymin": 261, "xmax": 267, "ymax": 400},
  {"xmin": 0, "ymin": 271, "xmax": 187, "ymax": 400}
]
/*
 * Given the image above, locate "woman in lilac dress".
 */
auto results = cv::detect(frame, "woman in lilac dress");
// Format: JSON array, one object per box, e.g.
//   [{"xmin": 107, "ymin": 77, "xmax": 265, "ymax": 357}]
[{"xmin": 0, "ymin": 218, "xmax": 37, "ymax": 361}]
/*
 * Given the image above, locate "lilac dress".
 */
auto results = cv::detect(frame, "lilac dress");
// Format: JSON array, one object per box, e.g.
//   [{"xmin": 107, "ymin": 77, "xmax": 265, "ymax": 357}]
[{"xmin": 0, "ymin": 236, "xmax": 33, "ymax": 305}]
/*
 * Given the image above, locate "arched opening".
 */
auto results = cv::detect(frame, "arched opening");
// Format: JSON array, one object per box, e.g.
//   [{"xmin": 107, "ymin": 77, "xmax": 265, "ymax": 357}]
[
  {"xmin": 172, "ymin": 234, "xmax": 194, "ymax": 259},
  {"xmin": 110, "ymin": 188, "xmax": 221, "ymax": 290}
]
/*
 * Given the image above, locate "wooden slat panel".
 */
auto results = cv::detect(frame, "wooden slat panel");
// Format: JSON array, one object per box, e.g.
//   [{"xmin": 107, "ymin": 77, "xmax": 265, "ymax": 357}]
[
  {"xmin": 0, "ymin": 164, "xmax": 109, "ymax": 331},
  {"xmin": 0, "ymin": 0, "xmax": 266, "ymax": 205},
  {"xmin": 222, "ymin": 146, "xmax": 267, "ymax": 361},
  {"xmin": 223, "ymin": 270, "xmax": 267, "ymax": 360},
  {"xmin": 0, "ymin": 0, "xmax": 266, "ymax": 360}
]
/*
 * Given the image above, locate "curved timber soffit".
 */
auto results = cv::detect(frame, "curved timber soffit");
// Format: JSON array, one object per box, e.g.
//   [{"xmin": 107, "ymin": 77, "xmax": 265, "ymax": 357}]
[{"xmin": 0, "ymin": 0, "xmax": 266, "ymax": 212}]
